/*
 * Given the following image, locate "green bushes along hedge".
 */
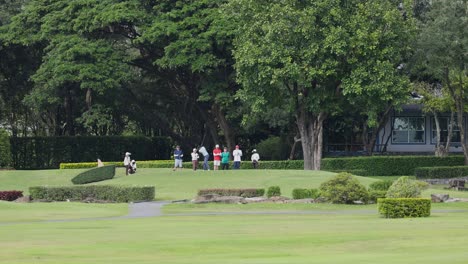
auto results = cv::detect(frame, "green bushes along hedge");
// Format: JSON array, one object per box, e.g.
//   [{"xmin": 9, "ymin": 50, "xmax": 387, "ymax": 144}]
[
  {"xmin": 198, "ymin": 188, "xmax": 265, "ymax": 197},
  {"xmin": 61, "ymin": 155, "xmax": 465, "ymax": 176},
  {"xmin": 378, "ymin": 198, "xmax": 431, "ymax": 218},
  {"xmin": 10, "ymin": 136, "xmax": 172, "ymax": 169},
  {"xmin": 292, "ymin": 188, "xmax": 320, "ymax": 199},
  {"xmin": 415, "ymin": 166, "xmax": 468, "ymax": 179},
  {"xmin": 369, "ymin": 180, "xmax": 394, "ymax": 191},
  {"xmin": 71, "ymin": 165, "xmax": 116, "ymax": 184},
  {"xmin": 29, "ymin": 185, "xmax": 155, "ymax": 202},
  {"xmin": 386, "ymin": 176, "xmax": 422, "ymax": 198},
  {"xmin": 267, "ymin": 186, "xmax": 281, "ymax": 198},
  {"xmin": 321, "ymin": 156, "xmax": 464, "ymax": 176}
]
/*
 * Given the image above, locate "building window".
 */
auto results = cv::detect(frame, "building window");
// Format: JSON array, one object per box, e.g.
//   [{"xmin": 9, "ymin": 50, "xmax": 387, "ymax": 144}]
[
  {"xmin": 392, "ymin": 117, "xmax": 425, "ymax": 143},
  {"xmin": 431, "ymin": 117, "xmax": 461, "ymax": 144}
]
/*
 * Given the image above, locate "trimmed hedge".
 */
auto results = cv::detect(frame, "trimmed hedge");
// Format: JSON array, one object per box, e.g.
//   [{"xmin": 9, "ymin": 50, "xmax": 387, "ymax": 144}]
[
  {"xmin": 29, "ymin": 185, "xmax": 155, "ymax": 202},
  {"xmin": 0, "ymin": 190, "xmax": 23, "ymax": 201},
  {"xmin": 415, "ymin": 166, "xmax": 468, "ymax": 179},
  {"xmin": 10, "ymin": 136, "xmax": 172, "ymax": 169},
  {"xmin": 71, "ymin": 165, "xmax": 116, "ymax": 184},
  {"xmin": 322, "ymin": 156, "xmax": 464, "ymax": 176},
  {"xmin": 61, "ymin": 160, "xmax": 174, "ymax": 169},
  {"xmin": 61, "ymin": 156, "xmax": 465, "ymax": 176},
  {"xmin": 267, "ymin": 186, "xmax": 281, "ymax": 198},
  {"xmin": 292, "ymin": 188, "xmax": 320, "ymax": 199},
  {"xmin": 198, "ymin": 188, "xmax": 265, "ymax": 197},
  {"xmin": 378, "ymin": 198, "xmax": 431, "ymax": 218}
]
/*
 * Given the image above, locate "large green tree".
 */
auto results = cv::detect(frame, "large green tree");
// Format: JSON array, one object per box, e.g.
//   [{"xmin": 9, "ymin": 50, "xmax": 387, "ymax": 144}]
[
  {"xmin": 226, "ymin": 0, "xmax": 414, "ymax": 169},
  {"xmin": 413, "ymin": 0, "xmax": 467, "ymax": 163}
]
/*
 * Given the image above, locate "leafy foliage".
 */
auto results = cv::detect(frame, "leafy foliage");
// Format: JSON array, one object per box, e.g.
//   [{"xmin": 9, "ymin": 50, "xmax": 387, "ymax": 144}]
[
  {"xmin": 29, "ymin": 185, "xmax": 155, "ymax": 202},
  {"xmin": 386, "ymin": 176, "xmax": 421, "ymax": 198},
  {"xmin": 292, "ymin": 188, "xmax": 320, "ymax": 200},
  {"xmin": 0, "ymin": 128, "xmax": 12, "ymax": 167},
  {"xmin": 369, "ymin": 180, "xmax": 395, "ymax": 191},
  {"xmin": 378, "ymin": 198, "xmax": 431, "ymax": 218},
  {"xmin": 266, "ymin": 186, "xmax": 281, "ymax": 198},
  {"xmin": 319, "ymin": 172, "xmax": 368, "ymax": 204},
  {"xmin": 0, "ymin": 190, "xmax": 23, "ymax": 201}
]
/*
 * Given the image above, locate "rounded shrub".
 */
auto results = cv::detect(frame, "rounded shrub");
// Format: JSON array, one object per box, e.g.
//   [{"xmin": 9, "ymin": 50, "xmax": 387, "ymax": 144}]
[
  {"xmin": 267, "ymin": 186, "xmax": 281, "ymax": 198},
  {"xmin": 386, "ymin": 176, "xmax": 421, "ymax": 198},
  {"xmin": 0, "ymin": 129, "xmax": 12, "ymax": 168},
  {"xmin": 369, "ymin": 180, "xmax": 394, "ymax": 191},
  {"xmin": 319, "ymin": 172, "xmax": 369, "ymax": 204},
  {"xmin": 292, "ymin": 188, "xmax": 320, "ymax": 199},
  {"xmin": 256, "ymin": 136, "xmax": 290, "ymax": 160}
]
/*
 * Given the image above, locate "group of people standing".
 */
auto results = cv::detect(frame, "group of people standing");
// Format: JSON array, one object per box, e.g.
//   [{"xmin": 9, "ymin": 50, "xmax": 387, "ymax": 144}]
[{"xmin": 173, "ymin": 145, "xmax": 260, "ymax": 171}]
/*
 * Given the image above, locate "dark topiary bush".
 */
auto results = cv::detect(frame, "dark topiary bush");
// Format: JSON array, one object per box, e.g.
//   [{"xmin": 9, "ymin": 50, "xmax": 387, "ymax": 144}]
[
  {"xmin": 319, "ymin": 172, "xmax": 369, "ymax": 204},
  {"xmin": 0, "ymin": 129, "xmax": 12, "ymax": 168},
  {"xmin": 256, "ymin": 136, "xmax": 290, "ymax": 160},
  {"xmin": 29, "ymin": 185, "xmax": 155, "ymax": 202},
  {"xmin": 386, "ymin": 176, "xmax": 421, "ymax": 198},
  {"xmin": 369, "ymin": 180, "xmax": 394, "ymax": 191},
  {"xmin": 292, "ymin": 188, "xmax": 320, "ymax": 199},
  {"xmin": 71, "ymin": 165, "xmax": 116, "ymax": 184},
  {"xmin": 197, "ymin": 188, "xmax": 265, "ymax": 197},
  {"xmin": 267, "ymin": 186, "xmax": 281, "ymax": 198},
  {"xmin": 415, "ymin": 166, "xmax": 468, "ymax": 179},
  {"xmin": 0, "ymin": 190, "xmax": 23, "ymax": 201},
  {"xmin": 378, "ymin": 198, "xmax": 431, "ymax": 218}
]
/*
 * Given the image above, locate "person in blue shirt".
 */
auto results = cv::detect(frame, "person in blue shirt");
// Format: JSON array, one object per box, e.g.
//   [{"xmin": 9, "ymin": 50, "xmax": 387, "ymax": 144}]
[{"xmin": 173, "ymin": 145, "xmax": 183, "ymax": 171}]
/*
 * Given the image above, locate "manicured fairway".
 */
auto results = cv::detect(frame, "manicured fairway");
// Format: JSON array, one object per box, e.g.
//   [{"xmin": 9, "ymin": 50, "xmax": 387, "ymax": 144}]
[{"xmin": 2, "ymin": 209, "xmax": 468, "ymax": 264}]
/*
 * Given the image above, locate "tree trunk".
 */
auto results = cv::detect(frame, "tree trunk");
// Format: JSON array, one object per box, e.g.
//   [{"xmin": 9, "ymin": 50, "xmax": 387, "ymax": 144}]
[
  {"xmin": 364, "ymin": 105, "xmax": 393, "ymax": 155},
  {"xmin": 196, "ymin": 105, "xmax": 219, "ymax": 147},
  {"xmin": 297, "ymin": 108, "xmax": 326, "ymax": 170},
  {"xmin": 63, "ymin": 88, "xmax": 75, "ymax": 136},
  {"xmin": 212, "ymin": 103, "xmax": 235, "ymax": 151}
]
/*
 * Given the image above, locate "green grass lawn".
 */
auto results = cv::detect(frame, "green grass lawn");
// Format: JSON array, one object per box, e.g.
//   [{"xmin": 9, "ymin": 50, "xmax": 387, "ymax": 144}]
[
  {"xmin": 2, "ymin": 210, "xmax": 468, "ymax": 263},
  {"xmin": 0, "ymin": 201, "xmax": 128, "ymax": 222},
  {"xmin": 2, "ymin": 168, "xmax": 468, "ymax": 263}
]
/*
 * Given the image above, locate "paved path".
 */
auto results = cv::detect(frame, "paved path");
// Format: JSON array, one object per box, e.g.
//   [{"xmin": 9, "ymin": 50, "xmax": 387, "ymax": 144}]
[{"xmin": 1, "ymin": 201, "xmax": 468, "ymax": 226}]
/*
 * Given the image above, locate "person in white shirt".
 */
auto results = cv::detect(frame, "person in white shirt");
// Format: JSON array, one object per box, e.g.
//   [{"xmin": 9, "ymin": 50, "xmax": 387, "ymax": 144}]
[
  {"xmin": 232, "ymin": 145, "xmax": 242, "ymax": 169},
  {"xmin": 191, "ymin": 148, "xmax": 199, "ymax": 171},
  {"xmin": 251, "ymin": 149, "xmax": 260, "ymax": 169},
  {"xmin": 130, "ymin": 160, "xmax": 137, "ymax": 174},
  {"xmin": 123, "ymin": 152, "xmax": 131, "ymax": 175}
]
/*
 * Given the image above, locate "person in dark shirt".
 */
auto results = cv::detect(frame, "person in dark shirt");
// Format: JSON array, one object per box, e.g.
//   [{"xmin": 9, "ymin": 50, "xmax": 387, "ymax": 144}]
[{"xmin": 173, "ymin": 145, "xmax": 183, "ymax": 171}]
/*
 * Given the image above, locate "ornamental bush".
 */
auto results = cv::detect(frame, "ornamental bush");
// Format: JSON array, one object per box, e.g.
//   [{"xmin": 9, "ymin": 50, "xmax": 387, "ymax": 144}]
[
  {"xmin": 292, "ymin": 188, "xmax": 320, "ymax": 199},
  {"xmin": 71, "ymin": 165, "xmax": 116, "ymax": 184},
  {"xmin": 415, "ymin": 166, "xmax": 468, "ymax": 179},
  {"xmin": 0, "ymin": 129, "xmax": 12, "ymax": 168},
  {"xmin": 368, "ymin": 190, "xmax": 387, "ymax": 203},
  {"xmin": 29, "ymin": 185, "xmax": 155, "ymax": 202},
  {"xmin": 369, "ymin": 180, "xmax": 394, "ymax": 191},
  {"xmin": 0, "ymin": 190, "xmax": 23, "ymax": 201},
  {"xmin": 197, "ymin": 188, "xmax": 265, "ymax": 197},
  {"xmin": 378, "ymin": 198, "xmax": 431, "ymax": 218},
  {"xmin": 386, "ymin": 176, "xmax": 421, "ymax": 198},
  {"xmin": 319, "ymin": 172, "xmax": 369, "ymax": 204},
  {"xmin": 267, "ymin": 186, "xmax": 281, "ymax": 198}
]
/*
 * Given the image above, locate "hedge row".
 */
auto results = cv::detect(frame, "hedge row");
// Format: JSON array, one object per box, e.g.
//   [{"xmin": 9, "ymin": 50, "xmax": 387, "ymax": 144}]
[
  {"xmin": 0, "ymin": 190, "xmax": 23, "ymax": 201},
  {"xmin": 198, "ymin": 188, "xmax": 265, "ymax": 198},
  {"xmin": 292, "ymin": 188, "xmax": 320, "ymax": 199},
  {"xmin": 415, "ymin": 166, "xmax": 468, "ymax": 179},
  {"xmin": 60, "ymin": 156, "xmax": 465, "ymax": 176},
  {"xmin": 11, "ymin": 136, "xmax": 172, "ymax": 169},
  {"xmin": 321, "ymin": 156, "xmax": 465, "ymax": 176},
  {"xmin": 378, "ymin": 198, "xmax": 431, "ymax": 218},
  {"xmin": 71, "ymin": 165, "xmax": 116, "ymax": 184},
  {"xmin": 29, "ymin": 185, "xmax": 155, "ymax": 202}
]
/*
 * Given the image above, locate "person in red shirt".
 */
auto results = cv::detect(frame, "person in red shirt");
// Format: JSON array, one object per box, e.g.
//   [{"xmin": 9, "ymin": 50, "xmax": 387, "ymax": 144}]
[{"xmin": 213, "ymin": 144, "xmax": 222, "ymax": 170}]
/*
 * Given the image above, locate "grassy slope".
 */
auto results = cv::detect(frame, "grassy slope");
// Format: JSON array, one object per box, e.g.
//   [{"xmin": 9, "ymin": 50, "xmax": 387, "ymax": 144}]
[
  {"xmin": 2, "ymin": 168, "xmax": 468, "ymax": 200},
  {"xmin": 1, "ymin": 212, "xmax": 468, "ymax": 264}
]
